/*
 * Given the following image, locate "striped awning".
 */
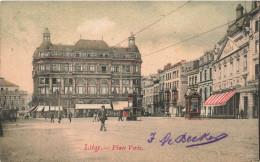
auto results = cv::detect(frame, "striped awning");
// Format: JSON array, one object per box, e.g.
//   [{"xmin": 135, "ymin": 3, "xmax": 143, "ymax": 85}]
[
  {"xmin": 36, "ymin": 106, "xmax": 45, "ymax": 112},
  {"xmin": 203, "ymin": 91, "xmax": 236, "ymax": 106},
  {"xmin": 28, "ymin": 106, "xmax": 38, "ymax": 112}
]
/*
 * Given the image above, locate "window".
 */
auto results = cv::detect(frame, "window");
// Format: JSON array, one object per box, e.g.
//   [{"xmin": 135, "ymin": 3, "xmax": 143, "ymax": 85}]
[
  {"xmin": 176, "ymin": 81, "xmax": 179, "ymax": 88},
  {"xmin": 219, "ymin": 67, "xmax": 221, "ymax": 79},
  {"xmin": 255, "ymin": 20, "xmax": 259, "ymax": 32},
  {"xmin": 243, "ymin": 55, "xmax": 247, "ymax": 71},
  {"xmin": 195, "ymin": 76, "xmax": 197, "ymax": 84},
  {"xmin": 88, "ymin": 87, "xmax": 96, "ymax": 94},
  {"xmin": 64, "ymin": 86, "xmax": 72, "ymax": 94},
  {"xmin": 112, "ymin": 79, "xmax": 120, "ymax": 85},
  {"xmin": 77, "ymin": 64, "xmax": 83, "ymax": 71},
  {"xmin": 102, "ymin": 66, "xmax": 106, "ymax": 72},
  {"xmin": 224, "ymin": 65, "xmax": 226, "ymax": 77},
  {"xmin": 89, "ymin": 65, "xmax": 95, "ymax": 72},
  {"xmin": 200, "ymin": 72, "xmax": 202, "ymax": 82},
  {"xmin": 209, "ymin": 68, "xmax": 212, "ymax": 80},
  {"xmin": 76, "ymin": 86, "xmax": 85, "ymax": 94},
  {"xmin": 204, "ymin": 88, "xmax": 207, "ymax": 100},
  {"xmin": 52, "ymin": 78, "xmax": 61, "ymax": 84},
  {"xmin": 76, "ymin": 53, "xmax": 80, "ymax": 57},
  {"xmin": 123, "ymin": 87, "xmax": 129, "ymax": 94},
  {"xmin": 122, "ymin": 79, "xmax": 130, "ymax": 85},
  {"xmin": 52, "ymin": 86, "xmax": 60, "ymax": 94},
  {"xmin": 123, "ymin": 65, "xmax": 130, "ymax": 72},
  {"xmin": 52, "ymin": 64, "xmax": 60, "ymax": 71},
  {"xmin": 255, "ymin": 64, "xmax": 259, "ymax": 80},
  {"xmin": 100, "ymin": 87, "xmax": 108, "ymax": 94},
  {"xmin": 209, "ymin": 87, "xmax": 212, "ymax": 95},
  {"xmin": 112, "ymin": 87, "xmax": 120, "ymax": 94},
  {"xmin": 236, "ymin": 59, "xmax": 240, "ymax": 72},
  {"xmin": 39, "ymin": 64, "xmax": 45, "ymax": 71},
  {"xmin": 204, "ymin": 70, "xmax": 207, "ymax": 81},
  {"xmin": 230, "ymin": 62, "xmax": 233, "ymax": 75},
  {"xmin": 255, "ymin": 41, "xmax": 259, "ymax": 53},
  {"xmin": 64, "ymin": 64, "xmax": 68, "ymax": 71},
  {"xmin": 69, "ymin": 64, "xmax": 73, "ymax": 71},
  {"xmin": 64, "ymin": 78, "xmax": 73, "ymax": 85}
]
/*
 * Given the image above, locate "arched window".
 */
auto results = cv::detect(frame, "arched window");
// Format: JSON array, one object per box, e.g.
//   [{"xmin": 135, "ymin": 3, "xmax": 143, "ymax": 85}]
[
  {"xmin": 88, "ymin": 79, "xmax": 97, "ymax": 95},
  {"xmin": 100, "ymin": 79, "xmax": 108, "ymax": 94}
]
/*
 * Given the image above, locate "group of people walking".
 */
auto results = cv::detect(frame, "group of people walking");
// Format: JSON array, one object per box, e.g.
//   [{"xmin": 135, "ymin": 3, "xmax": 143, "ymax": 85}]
[{"xmin": 49, "ymin": 111, "xmax": 72, "ymax": 124}]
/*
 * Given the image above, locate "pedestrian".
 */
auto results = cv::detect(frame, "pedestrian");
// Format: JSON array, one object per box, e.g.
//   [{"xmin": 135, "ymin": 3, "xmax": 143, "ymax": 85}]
[
  {"xmin": 118, "ymin": 111, "xmax": 123, "ymax": 121},
  {"xmin": 0, "ymin": 111, "xmax": 3, "ymax": 137},
  {"xmin": 50, "ymin": 112, "xmax": 54, "ymax": 123},
  {"xmin": 58, "ymin": 111, "xmax": 62, "ymax": 124},
  {"xmin": 68, "ymin": 112, "xmax": 72, "ymax": 123},
  {"xmin": 98, "ymin": 105, "xmax": 107, "ymax": 131},
  {"xmin": 93, "ymin": 111, "xmax": 98, "ymax": 122}
]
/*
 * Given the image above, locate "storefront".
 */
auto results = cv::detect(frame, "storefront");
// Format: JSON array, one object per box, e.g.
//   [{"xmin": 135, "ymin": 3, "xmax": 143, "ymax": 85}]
[
  {"xmin": 75, "ymin": 104, "xmax": 112, "ymax": 118},
  {"xmin": 203, "ymin": 90, "xmax": 238, "ymax": 118}
]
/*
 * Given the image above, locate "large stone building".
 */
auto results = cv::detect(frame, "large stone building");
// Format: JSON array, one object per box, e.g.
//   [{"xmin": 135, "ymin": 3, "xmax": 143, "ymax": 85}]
[
  {"xmin": 204, "ymin": 3, "xmax": 259, "ymax": 118},
  {"xmin": 198, "ymin": 50, "xmax": 217, "ymax": 117},
  {"xmin": 141, "ymin": 74, "xmax": 157, "ymax": 115},
  {"xmin": 0, "ymin": 77, "xmax": 29, "ymax": 112},
  {"xmin": 32, "ymin": 28, "xmax": 142, "ymax": 117},
  {"xmin": 159, "ymin": 60, "xmax": 199, "ymax": 116}
]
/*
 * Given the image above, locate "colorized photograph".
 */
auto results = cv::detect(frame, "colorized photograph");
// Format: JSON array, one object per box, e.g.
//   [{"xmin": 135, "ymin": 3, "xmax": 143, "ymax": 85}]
[{"xmin": 0, "ymin": 1, "xmax": 259, "ymax": 161}]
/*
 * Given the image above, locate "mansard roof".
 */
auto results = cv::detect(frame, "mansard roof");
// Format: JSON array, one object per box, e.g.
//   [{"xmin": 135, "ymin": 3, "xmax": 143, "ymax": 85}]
[{"xmin": 74, "ymin": 39, "xmax": 109, "ymax": 51}]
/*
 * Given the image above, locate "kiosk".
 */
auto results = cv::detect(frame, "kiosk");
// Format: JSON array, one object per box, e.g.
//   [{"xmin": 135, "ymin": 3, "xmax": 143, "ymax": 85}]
[{"xmin": 184, "ymin": 89, "xmax": 201, "ymax": 119}]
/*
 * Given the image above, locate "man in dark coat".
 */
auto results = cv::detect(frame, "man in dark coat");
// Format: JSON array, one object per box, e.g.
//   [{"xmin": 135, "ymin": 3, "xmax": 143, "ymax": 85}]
[
  {"xmin": 99, "ymin": 105, "xmax": 107, "ymax": 131},
  {"xmin": 118, "ymin": 111, "xmax": 123, "ymax": 121},
  {"xmin": 58, "ymin": 111, "xmax": 62, "ymax": 124},
  {"xmin": 50, "ymin": 112, "xmax": 54, "ymax": 123},
  {"xmin": 68, "ymin": 112, "xmax": 72, "ymax": 123}
]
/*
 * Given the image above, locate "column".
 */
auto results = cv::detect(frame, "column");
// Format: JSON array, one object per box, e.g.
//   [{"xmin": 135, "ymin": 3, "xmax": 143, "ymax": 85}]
[
  {"xmin": 248, "ymin": 93, "xmax": 254, "ymax": 119},
  {"xmin": 239, "ymin": 93, "xmax": 244, "ymax": 112},
  {"xmin": 85, "ymin": 78, "xmax": 88, "ymax": 95},
  {"xmin": 97, "ymin": 79, "xmax": 100, "ymax": 95}
]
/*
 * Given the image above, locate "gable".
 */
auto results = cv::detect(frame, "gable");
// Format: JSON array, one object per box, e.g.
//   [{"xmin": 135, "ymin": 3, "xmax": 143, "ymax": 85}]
[{"xmin": 219, "ymin": 37, "xmax": 239, "ymax": 60}]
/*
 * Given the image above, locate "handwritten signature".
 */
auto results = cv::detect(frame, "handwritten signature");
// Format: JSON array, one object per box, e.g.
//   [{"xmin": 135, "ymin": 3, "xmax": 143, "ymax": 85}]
[{"xmin": 147, "ymin": 132, "xmax": 228, "ymax": 148}]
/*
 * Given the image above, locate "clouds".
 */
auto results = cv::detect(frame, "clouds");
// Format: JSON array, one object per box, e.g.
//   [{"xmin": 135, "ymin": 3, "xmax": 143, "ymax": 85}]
[
  {"xmin": 77, "ymin": 17, "xmax": 116, "ymax": 37},
  {"xmin": 0, "ymin": 1, "xmax": 251, "ymax": 93}
]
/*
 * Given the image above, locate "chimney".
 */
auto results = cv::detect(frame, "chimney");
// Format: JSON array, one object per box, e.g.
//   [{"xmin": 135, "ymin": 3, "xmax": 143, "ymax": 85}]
[{"xmin": 236, "ymin": 4, "xmax": 244, "ymax": 20}]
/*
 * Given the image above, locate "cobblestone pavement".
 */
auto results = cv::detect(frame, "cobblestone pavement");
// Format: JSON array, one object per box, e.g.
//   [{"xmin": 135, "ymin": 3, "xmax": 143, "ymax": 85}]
[{"xmin": 0, "ymin": 117, "xmax": 258, "ymax": 162}]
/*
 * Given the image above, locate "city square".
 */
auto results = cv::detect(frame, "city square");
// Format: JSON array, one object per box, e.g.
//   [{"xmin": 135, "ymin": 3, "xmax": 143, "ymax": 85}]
[
  {"xmin": 0, "ymin": 117, "xmax": 258, "ymax": 162},
  {"xmin": 0, "ymin": 1, "xmax": 259, "ymax": 161}
]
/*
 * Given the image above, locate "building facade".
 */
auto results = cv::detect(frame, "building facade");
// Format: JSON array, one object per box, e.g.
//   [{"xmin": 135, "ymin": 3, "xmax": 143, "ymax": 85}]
[
  {"xmin": 141, "ymin": 74, "xmax": 157, "ymax": 115},
  {"xmin": 204, "ymin": 3, "xmax": 259, "ymax": 118},
  {"xmin": 0, "ymin": 78, "xmax": 29, "ymax": 112},
  {"xmin": 32, "ymin": 28, "xmax": 142, "ymax": 117},
  {"xmin": 198, "ymin": 50, "xmax": 216, "ymax": 117},
  {"xmin": 160, "ymin": 60, "xmax": 199, "ymax": 116}
]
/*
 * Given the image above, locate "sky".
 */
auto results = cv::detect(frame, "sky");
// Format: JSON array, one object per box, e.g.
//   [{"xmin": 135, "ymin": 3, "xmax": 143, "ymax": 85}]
[{"xmin": 0, "ymin": 1, "xmax": 252, "ymax": 94}]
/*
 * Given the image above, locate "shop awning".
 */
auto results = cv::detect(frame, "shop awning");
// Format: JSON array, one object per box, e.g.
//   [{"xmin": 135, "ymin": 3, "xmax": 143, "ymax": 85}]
[
  {"xmin": 28, "ymin": 106, "xmax": 38, "ymax": 112},
  {"xmin": 75, "ymin": 104, "xmax": 112, "ymax": 109},
  {"xmin": 36, "ymin": 106, "xmax": 45, "ymax": 112},
  {"xmin": 203, "ymin": 91, "xmax": 236, "ymax": 106},
  {"xmin": 112, "ymin": 101, "xmax": 128, "ymax": 111},
  {"xmin": 44, "ymin": 106, "xmax": 62, "ymax": 111}
]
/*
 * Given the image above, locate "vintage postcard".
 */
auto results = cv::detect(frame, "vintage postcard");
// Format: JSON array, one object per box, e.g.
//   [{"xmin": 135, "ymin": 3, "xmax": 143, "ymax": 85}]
[{"xmin": 0, "ymin": 1, "xmax": 259, "ymax": 162}]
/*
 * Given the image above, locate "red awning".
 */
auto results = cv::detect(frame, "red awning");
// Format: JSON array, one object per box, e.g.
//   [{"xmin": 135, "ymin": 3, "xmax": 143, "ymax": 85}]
[{"xmin": 203, "ymin": 91, "xmax": 236, "ymax": 106}]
